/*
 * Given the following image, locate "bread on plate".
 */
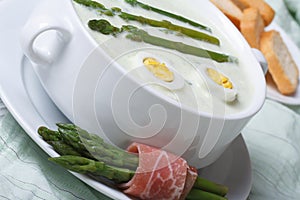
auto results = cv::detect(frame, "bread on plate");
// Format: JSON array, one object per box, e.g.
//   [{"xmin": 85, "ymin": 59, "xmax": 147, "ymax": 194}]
[
  {"xmin": 240, "ymin": 7, "xmax": 265, "ymax": 48},
  {"xmin": 260, "ymin": 30, "xmax": 299, "ymax": 95},
  {"xmin": 210, "ymin": 0, "xmax": 243, "ymax": 28},
  {"xmin": 229, "ymin": 0, "xmax": 275, "ymax": 26}
]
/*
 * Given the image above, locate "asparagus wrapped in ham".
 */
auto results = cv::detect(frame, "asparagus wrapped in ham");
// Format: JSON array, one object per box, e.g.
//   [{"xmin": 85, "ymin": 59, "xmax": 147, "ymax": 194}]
[{"xmin": 38, "ymin": 124, "xmax": 229, "ymax": 199}]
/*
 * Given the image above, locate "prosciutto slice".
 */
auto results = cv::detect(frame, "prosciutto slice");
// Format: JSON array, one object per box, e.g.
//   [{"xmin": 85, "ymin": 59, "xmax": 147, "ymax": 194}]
[
  {"xmin": 179, "ymin": 166, "xmax": 198, "ymax": 200},
  {"xmin": 120, "ymin": 142, "xmax": 197, "ymax": 200}
]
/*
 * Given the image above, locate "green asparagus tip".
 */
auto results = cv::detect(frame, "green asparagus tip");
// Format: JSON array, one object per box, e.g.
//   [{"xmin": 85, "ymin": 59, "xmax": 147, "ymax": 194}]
[
  {"xmin": 74, "ymin": 0, "xmax": 106, "ymax": 10},
  {"xmin": 37, "ymin": 126, "xmax": 48, "ymax": 135},
  {"xmin": 37, "ymin": 126, "xmax": 50, "ymax": 140},
  {"xmin": 88, "ymin": 19, "xmax": 121, "ymax": 36},
  {"xmin": 56, "ymin": 123, "xmax": 76, "ymax": 130},
  {"xmin": 38, "ymin": 126, "xmax": 62, "ymax": 141}
]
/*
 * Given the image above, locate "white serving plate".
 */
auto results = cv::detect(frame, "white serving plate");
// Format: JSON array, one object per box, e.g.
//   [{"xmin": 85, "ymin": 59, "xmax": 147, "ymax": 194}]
[
  {"xmin": 265, "ymin": 22, "xmax": 300, "ymax": 105},
  {"xmin": 0, "ymin": 0, "xmax": 251, "ymax": 199}
]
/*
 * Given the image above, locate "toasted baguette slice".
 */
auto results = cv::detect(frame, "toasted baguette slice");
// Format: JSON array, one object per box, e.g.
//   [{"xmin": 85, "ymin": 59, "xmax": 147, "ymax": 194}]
[
  {"xmin": 260, "ymin": 30, "xmax": 299, "ymax": 95},
  {"xmin": 240, "ymin": 8, "xmax": 265, "ymax": 48},
  {"xmin": 231, "ymin": 0, "xmax": 250, "ymax": 10},
  {"xmin": 232, "ymin": 0, "xmax": 275, "ymax": 26},
  {"xmin": 210, "ymin": 0, "xmax": 243, "ymax": 28}
]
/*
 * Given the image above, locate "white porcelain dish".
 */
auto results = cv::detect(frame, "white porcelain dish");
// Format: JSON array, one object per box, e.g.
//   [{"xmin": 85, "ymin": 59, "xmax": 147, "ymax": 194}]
[
  {"xmin": 265, "ymin": 22, "xmax": 300, "ymax": 105},
  {"xmin": 0, "ymin": 0, "xmax": 251, "ymax": 199},
  {"xmin": 20, "ymin": 0, "xmax": 267, "ymax": 168},
  {"xmin": 0, "ymin": 44, "xmax": 252, "ymax": 200}
]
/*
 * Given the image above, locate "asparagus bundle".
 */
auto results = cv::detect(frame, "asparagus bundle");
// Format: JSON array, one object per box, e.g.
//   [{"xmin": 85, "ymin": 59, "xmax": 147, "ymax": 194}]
[
  {"xmin": 39, "ymin": 124, "xmax": 139, "ymax": 170},
  {"xmin": 39, "ymin": 124, "xmax": 229, "ymax": 200}
]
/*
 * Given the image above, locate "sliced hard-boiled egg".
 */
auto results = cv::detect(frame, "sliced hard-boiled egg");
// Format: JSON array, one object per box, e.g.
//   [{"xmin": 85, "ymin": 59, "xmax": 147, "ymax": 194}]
[
  {"xmin": 132, "ymin": 52, "xmax": 185, "ymax": 90},
  {"xmin": 143, "ymin": 57, "xmax": 174, "ymax": 82},
  {"xmin": 202, "ymin": 67, "xmax": 237, "ymax": 102},
  {"xmin": 206, "ymin": 68, "xmax": 233, "ymax": 89}
]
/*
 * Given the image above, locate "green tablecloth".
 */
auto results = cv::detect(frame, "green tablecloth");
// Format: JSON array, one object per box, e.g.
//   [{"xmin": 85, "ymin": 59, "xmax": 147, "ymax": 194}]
[{"xmin": 1, "ymin": 0, "xmax": 300, "ymax": 199}]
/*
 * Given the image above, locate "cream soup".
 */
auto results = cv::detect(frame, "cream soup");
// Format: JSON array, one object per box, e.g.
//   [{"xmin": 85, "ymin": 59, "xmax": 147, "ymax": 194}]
[{"xmin": 73, "ymin": 0, "xmax": 254, "ymax": 115}]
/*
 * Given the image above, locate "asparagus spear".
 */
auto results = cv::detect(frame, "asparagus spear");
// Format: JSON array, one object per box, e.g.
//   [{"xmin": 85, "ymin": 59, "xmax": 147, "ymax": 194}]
[
  {"xmin": 39, "ymin": 124, "xmax": 229, "ymax": 197},
  {"xmin": 49, "ymin": 141, "xmax": 82, "ymax": 156},
  {"xmin": 88, "ymin": 19, "xmax": 237, "ymax": 63},
  {"xmin": 73, "ymin": 0, "xmax": 219, "ymax": 45},
  {"xmin": 49, "ymin": 155, "xmax": 134, "ymax": 183},
  {"xmin": 38, "ymin": 126, "xmax": 62, "ymax": 141},
  {"xmin": 186, "ymin": 189, "xmax": 228, "ymax": 200},
  {"xmin": 38, "ymin": 126, "xmax": 81, "ymax": 156},
  {"xmin": 118, "ymin": 12, "xmax": 219, "ymax": 45},
  {"xmin": 193, "ymin": 177, "xmax": 228, "ymax": 197},
  {"xmin": 49, "ymin": 155, "xmax": 227, "ymax": 200},
  {"xmin": 123, "ymin": 0, "xmax": 211, "ymax": 32}
]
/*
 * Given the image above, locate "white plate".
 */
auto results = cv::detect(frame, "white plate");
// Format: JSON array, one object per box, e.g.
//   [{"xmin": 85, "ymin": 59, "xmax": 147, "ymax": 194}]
[
  {"xmin": 265, "ymin": 22, "xmax": 300, "ymax": 105},
  {"xmin": 0, "ymin": 0, "xmax": 251, "ymax": 199}
]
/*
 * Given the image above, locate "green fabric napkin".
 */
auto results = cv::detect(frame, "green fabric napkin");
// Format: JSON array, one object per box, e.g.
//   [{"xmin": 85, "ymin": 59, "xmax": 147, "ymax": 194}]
[
  {"xmin": 0, "ymin": 106, "xmax": 110, "ymax": 200},
  {"xmin": 283, "ymin": 0, "xmax": 300, "ymax": 26},
  {"xmin": 243, "ymin": 100, "xmax": 300, "ymax": 200}
]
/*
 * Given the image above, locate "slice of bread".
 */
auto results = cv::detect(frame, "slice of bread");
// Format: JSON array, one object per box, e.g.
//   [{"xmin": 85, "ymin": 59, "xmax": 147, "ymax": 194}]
[
  {"xmin": 210, "ymin": 0, "xmax": 243, "ymax": 28},
  {"xmin": 240, "ymin": 7, "xmax": 265, "ymax": 48},
  {"xmin": 260, "ymin": 30, "xmax": 299, "ymax": 95},
  {"xmin": 231, "ymin": 0, "xmax": 250, "ymax": 10},
  {"xmin": 232, "ymin": 0, "xmax": 275, "ymax": 26}
]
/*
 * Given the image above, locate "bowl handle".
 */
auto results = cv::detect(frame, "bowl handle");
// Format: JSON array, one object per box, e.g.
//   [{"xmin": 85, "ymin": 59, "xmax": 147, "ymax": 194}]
[
  {"xmin": 20, "ymin": 15, "xmax": 71, "ymax": 66},
  {"xmin": 252, "ymin": 48, "xmax": 268, "ymax": 75}
]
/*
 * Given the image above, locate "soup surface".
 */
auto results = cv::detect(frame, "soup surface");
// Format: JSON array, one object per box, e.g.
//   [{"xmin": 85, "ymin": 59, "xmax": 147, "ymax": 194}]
[{"xmin": 73, "ymin": 0, "xmax": 255, "ymax": 115}]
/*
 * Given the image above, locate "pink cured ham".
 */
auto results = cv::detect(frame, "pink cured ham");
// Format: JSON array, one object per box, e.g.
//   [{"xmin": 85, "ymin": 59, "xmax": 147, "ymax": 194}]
[
  {"xmin": 121, "ymin": 142, "xmax": 197, "ymax": 200},
  {"xmin": 179, "ymin": 166, "xmax": 198, "ymax": 200}
]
